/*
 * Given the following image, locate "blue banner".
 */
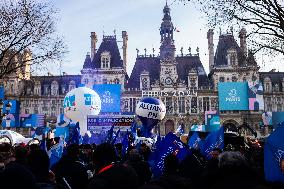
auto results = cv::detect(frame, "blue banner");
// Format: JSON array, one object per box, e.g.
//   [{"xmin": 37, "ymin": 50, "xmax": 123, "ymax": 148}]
[
  {"xmin": 20, "ymin": 114, "xmax": 45, "ymax": 127},
  {"xmin": 2, "ymin": 100, "xmax": 20, "ymax": 114},
  {"xmin": 93, "ymin": 84, "xmax": 121, "ymax": 113},
  {"xmin": 201, "ymin": 126, "xmax": 224, "ymax": 159},
  {"xmin": 218, "ymin": 82, "xmax": 248, "ymax": 110},
  {"xmin": 205, "ymin": 111, "xmax": 220, "ymax": 132},
  {"xmin": 188, "ymin": 132, "xmax": 201, "ymax": 149},
  {"xmin": 150, "ymin": 132, "xmax": 190, "ymax": 177},
  {"xmin": 264, "ymin": 123, "xmax": 284, "ymax": 183},
  {"xmin": 272, "ymin": 112, "xmax": 284, "ymax": 129}
]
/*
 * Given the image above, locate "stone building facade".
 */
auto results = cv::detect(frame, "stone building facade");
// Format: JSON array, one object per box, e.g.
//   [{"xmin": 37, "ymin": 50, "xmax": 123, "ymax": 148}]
[{"xmin": 2, "ymin": 4, "xmax": 283, "ymax": 136}]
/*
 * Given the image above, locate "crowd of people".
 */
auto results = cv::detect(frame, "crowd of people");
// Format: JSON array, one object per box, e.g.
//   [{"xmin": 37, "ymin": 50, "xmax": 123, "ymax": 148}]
[{"xmin": 0, "ymin": 139, "xmax": 283, "ymax": 189}]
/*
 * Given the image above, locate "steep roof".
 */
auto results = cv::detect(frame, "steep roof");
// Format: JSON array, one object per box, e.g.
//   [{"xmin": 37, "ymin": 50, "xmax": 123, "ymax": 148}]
[
  {"xmin": 83, "ymin": 35, "xmax": 123, "ymax": 69},
  {"xmin": 126, "ymin": 56, "xmax": 160, "ymax": 89},
  {"xmin": 126, "ymin": 55, "xmax": 210, "ymax": 89},
  {"xmin": 176, "ymin": 56, "xmax": 210, "ymax": 87},
  {"xmin": 214, "ymin": 34, "xmax": 242, "ymax": 66},
  {"xmin": 259, "ymin": 72, "xmax": 284, "ymax": 90}
]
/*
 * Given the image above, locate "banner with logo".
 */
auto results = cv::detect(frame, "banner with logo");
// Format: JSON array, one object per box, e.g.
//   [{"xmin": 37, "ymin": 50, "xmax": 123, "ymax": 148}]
[
  {"xmin": 218, "ymin": 82, "xmax": 248, "ymax": 110},
  {"xmin": 20, "ymin": 114, "xmax": 45, "ymax": 127},
  {"xmin": 248, "ymin": 81, "xmax": 264, "ymax": 111},
  {"xmin": 93, "ymin": 84, "xmax": 121, "ymax": 113},
  {"xmin": 205, "ymin": 111, "xmax": 220, "ymax": 132},
  {"xmin": 87, "ymin": 115, "xmax": 134, "ymax": 131},
  {"xmin": 1, "ymin": 113, "xmax": 19, "ymax": 128}
]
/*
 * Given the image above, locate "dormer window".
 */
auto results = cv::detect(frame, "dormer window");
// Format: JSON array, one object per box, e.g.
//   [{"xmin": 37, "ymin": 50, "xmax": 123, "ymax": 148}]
[
  {"xmin": 101, "ymin": 51, "xmax": 111, "ymax": 69},
  {"xmin": 51, "ymin": 81, "xmax": 59, "ymax": 96},
  {"xmin": 69, "ymin": 80, "xmax": 76, "ymax": 91},
  {"xmin": 227, "ymin": 49, "xmax": 238, "ymax": 66}
]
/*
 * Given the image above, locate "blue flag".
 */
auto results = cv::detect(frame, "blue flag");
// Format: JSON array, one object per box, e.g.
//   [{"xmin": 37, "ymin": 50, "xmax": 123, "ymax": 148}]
[
  {"xmin": 264, "ymin": 123, "xmax": 284, "ymax": 183},
  {"xmin": 105, "ymin": 125, "xmax": 114, "ymax": 143},
  {"xmin": 111, "ymin": 128, "xmax": 120, "ymax": 145},
  {"xmin": 201, "ymin": 126, "xmax": 224, "ymax": 159},
  {"xmin": 48, "ymin": 137, "xmax": 64, "ymax": 168},
  {"xmin": 188, "ymin": 132, "xmax": 201, "ymax": 149},
  {"xmin": 150, "ymin": 132, "xmax": 190, "ymax": 178},
  {"xmin": 68, "ymin": 122, "xmax": 81, "ymax": 145},
  {"xmin": 122, "ymin": 130, "xmax": 129, "ymax": 156}
]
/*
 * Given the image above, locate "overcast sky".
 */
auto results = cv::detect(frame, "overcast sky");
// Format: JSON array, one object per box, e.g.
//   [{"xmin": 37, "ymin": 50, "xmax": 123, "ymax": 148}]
[{"xmin": 49, "ymin": 0, "xmax": 282, "ymax": 76}]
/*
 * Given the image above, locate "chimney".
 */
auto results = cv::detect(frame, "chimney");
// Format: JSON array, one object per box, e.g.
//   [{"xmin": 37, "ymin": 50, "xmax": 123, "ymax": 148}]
[
  {"xmin": 122, "ymin": 31, "xmax": 128, "ymax": 72},
  {"xmin": 207, "ymin": 29, "xmax": 214, "ymax": 72},
  {"xmin": 239, "ymin": 28, "xmax": 247, "ymax": 57},
  {"xmin": 90, "ymin": 32, "xmax": 98, "ymax": 61}
]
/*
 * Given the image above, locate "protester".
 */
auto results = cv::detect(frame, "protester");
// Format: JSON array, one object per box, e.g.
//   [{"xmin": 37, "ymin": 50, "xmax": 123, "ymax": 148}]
[
  {"xmin": 27, "ymin": 149, "xmax": 57, "ymax": 188},
  {"xmin": 52, "ymin": 144, "xmax": 88, "ymax": 189},
  {"xmin": 124, "ymin": 148, "xmax": 152, "ymax": 186},
  {"xmin": 87, "ymin": 143, "xmax": 139, "ymax": 189}
]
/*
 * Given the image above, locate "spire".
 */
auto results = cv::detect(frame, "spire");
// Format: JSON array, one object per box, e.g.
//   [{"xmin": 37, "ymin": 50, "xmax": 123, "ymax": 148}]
[{"xmin": 160, "ymin": 3, "xmax": 175, "ymax": 60}]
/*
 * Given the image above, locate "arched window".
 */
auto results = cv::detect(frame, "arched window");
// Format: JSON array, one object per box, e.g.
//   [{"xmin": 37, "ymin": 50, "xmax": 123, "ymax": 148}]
[
  {"xmin": 84, "ymin": 78, "xmax": 89, "ymax": 84},
  {"xmin": 274, "ymin": 84, "xmax": 279, "ymax": 92},
  {"xmin": 69, "ymin": 80, "xmax": 76, "ymax": 91},
  {"xmin": 219, "ymin": 77, "xmax": 225, "ymax": 82},
  {"xmin": 51, "ymin": 81, "xmax": 59, "ymax": 96},
  {"xmin": 227, "ymin": 49, "xmax": 238, "ymax": 66},
  {"xmin": 232, "ymin": 76, "xmax": 237, "ymax": 82},
  {"xmin": 101, "ymin": 51, "xmax": 111, "ymax": 69},
  {"xmin": 114, "ymin": 78, "xmax": 120, "ymax": 84}
]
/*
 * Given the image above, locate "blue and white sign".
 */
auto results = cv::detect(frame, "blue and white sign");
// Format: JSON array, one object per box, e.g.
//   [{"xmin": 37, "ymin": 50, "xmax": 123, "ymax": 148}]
[
  {"xmin": 218, "ymin": 82, "xmax": 248, "ymax": 111},
  {"xmin": 93, "ymin": 84, "xmax": 121, "ymax": 113},
  {"xmin": 63, "ymin": 87, "xmax": 101, "ymax": 122},
  {"xmin": 87, "ymin": 115, "xmax": 134, "ymax": 131}
]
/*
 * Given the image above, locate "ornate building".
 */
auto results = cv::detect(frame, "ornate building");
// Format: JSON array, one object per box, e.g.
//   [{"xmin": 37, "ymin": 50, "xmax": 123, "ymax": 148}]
[{"xmin": 2, "ymin": 4, "xmax": 284, "ymax": 136}]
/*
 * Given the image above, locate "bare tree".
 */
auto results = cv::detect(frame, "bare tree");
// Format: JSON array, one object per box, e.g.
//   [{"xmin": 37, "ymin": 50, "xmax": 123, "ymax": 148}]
[
  {"xmin": 178, "ymin": 0, "xmax": 284, "ymax": 56},
  {"xmin": 0, "ymin": 0, "xmax": 66, "ymax": 79}
]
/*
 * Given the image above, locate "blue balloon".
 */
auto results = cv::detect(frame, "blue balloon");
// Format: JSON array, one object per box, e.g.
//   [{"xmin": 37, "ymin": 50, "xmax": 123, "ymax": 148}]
[{"xmin": 136, "ymin": 97, "xmax": 166, "ymax": 138}]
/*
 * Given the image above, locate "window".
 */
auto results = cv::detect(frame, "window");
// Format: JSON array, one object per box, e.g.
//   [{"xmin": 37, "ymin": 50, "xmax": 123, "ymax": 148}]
[
  {"xmin": 34, "ymin": 108, "xmax": 39, "ymax": 114},
  {"xmin": 34, "ymin": 100, "xmax": 38, "ymax": 104},
  {"xmin": 102, "ymin": 78, "xmax": 107, "ymax": 84},
  {"xmin": 166, "ymin": 97, "xmax": 173, "ymax": 114},
  {"xmin": 51, "ymin": 81, "xmax": 59, "ymax": 96},
  {"xmin": 25, "ymin": 109, "xmax": 29, "ymax": 114},
  {"xmin": 101, "ymin": 51, "xmax": 111, "ymax": 69},
  {"xmin": 114, "ymin": 78, "xmax": 120, "ymax": 84},
  {"xmin": 61, "ymin": 85, "xmax": 66, "ymax": 94},
  {"xmin": 84, "ymin": 78, "xmax": 89, "ymax": 84},
  {"xmin": 227, "ymin": 49, "xmax": 237, "ymax": 66},
  {"xmin": 51, "ymin": 106, "xmax": 56, "ymax": 111},
  {"xmin": 44, "ymin": 85, "xmax": 49, "ymax": 95},
  {"xmin": 178, "ymin": 97, "xmax": 185, "ymax": 113},
  {"xmin": 129, "ymin": 98, "xmax": 136, "ymax": 113},
  {"xmin": 52, "ymin": 100, "xmax": 56, "ymax": 105},
  {"xmin": 232, "ymin": 76, "xmax": 237, "ymax": 82},
  {"xmin": 277, "ymin": 104, "xmax": 282, "ymax": 112},
  {"xmin": 60, "ymin": 108, "xmax": 64, "ymax": 114},
  {"xmin": 42, "ymin": 107, "xmax": 48, "ymax": 111},
  {"xmin": 265, "ymin": 83, "xmax": 270, "ymax": 92},
  {"xmin": 191, "ymin": 97, "xmax": 197, "ymax": 113},
  {"xmin": 203, "ymin": 97, "xmax": 210, "ymax": 112},
  {"xmin": 219, "ymin": 77, "xmax": 225, "ymax": 82},
  {"xmin": 69, "ymin": 81, "xmax": 76, "ymax": 91},
  {"xmin": 274, "ymin": 84, "xmax": 279, "ymax": 92},
  {"xmin": 243, "ymin": 77, "xmax": 247, "ymax": 82}
]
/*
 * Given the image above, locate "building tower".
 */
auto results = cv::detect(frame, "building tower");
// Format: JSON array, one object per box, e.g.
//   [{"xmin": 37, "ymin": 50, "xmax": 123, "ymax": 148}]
[{"xmin": 159, "ymin": 3, "xmax": 178, "ymax": 87}]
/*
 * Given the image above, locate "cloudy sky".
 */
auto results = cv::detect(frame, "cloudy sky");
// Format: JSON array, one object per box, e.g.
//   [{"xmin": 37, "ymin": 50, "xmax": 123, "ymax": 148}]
[{"xmin": 49, "ymin": 0, "xmax": 281, "ymax": 76}]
